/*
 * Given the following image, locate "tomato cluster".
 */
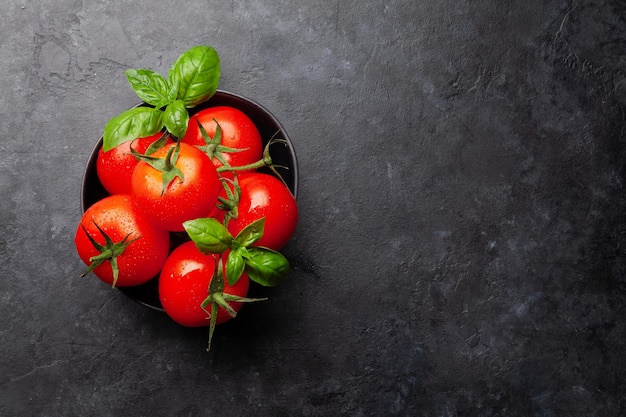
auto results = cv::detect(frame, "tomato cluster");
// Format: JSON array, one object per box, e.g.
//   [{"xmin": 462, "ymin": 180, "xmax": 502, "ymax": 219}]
[{"xmin": 75, "ymin": 105, "xmax": 298, "ymax": 349}]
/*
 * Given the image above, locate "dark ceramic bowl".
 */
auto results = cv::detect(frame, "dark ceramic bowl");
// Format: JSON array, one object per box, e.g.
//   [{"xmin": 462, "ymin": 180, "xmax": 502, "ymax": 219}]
[{"xmin": 80, "ymin": 90, "xmax": 298, "ymax": 311}]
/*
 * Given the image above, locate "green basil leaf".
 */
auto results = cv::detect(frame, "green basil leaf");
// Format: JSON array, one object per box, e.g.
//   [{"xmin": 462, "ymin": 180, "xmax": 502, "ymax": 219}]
[
  {"xmin": 168, "ymin": 45, "xmax": 220, "ymax": 107},
  {"xmin": 183, "ymin": 218, "xmax": 233, "ymax": 254},
  {"xmin": 163, "ymin": 100, "xmax": 189, "ymax": 139},
  {"xmin": 225, "ymin": 248, "xmax": 246, "ymax": 286},
  {"xmin": 125, "ymin": 68, "xmax": 175, "ymax": 108},
  {"xmin": 243, "ymin": 247, "xmax": 290, "ymax": 287},
  {"xmin": 103, "ymin": 107, "xmax": 164, "ymax": 151},
  {"xmin": 234, "ymin": 218, "xmax": 265, "ymax": 248}
]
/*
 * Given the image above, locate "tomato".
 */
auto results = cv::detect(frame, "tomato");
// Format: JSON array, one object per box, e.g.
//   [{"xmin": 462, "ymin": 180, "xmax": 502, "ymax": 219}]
[
  {"xmin": 182, "ymin": 106, "xmax": 263, "ymax": 172},
  {"xmin": 222, "ymin": 172, "xmax": 298, "ymax": 250},
  {"xmin": 131, "ymin": 142, "xmax": 221, "ymax": 232},
  {"xmin": 96, "ymin": 133, "xmax": 172, "ymax": 195},
  {"xmin": 159, "ymin": 241, "xmax": 250, "ymax": 327},
  {"xmin": 74, "ymin": 194, "xmax": 170, "ymax": 287}
]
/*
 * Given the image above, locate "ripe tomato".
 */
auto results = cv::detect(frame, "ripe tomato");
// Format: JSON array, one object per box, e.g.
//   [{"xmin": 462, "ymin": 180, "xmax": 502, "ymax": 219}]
[
  {"xmin": 182, "ymin": 106, "xmax": 263, "ymax": 172},
  {"xmin": 159, "ymin": 241, "xmax": 250, "ymax": 327},
  {"xmin": 74, "ymin": 194, "xmax": 170, "ymax": 287},
  {"xmin": 223, "ymin": 172, "xmax": 298, "ymax": 250},
  {"xmin": 96, "ymin": 133, "xmax": 172, "ymax": 195},
  {"xmin": 131, "ymin": 142, "xmax": 221, "ymax": 232}
]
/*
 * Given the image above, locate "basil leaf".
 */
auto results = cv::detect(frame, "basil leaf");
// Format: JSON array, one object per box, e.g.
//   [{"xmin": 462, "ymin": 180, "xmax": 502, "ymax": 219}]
[
  {"xmin": 243, "ymin": 247, "xmax": 290, "ymax": 287},
  {"xmin": 183, "ymin": 218, "xmax": 233, "ymax": 254},
  {"xmin": 169, "ymin": 45, "xmax": 220, "ymax": 107},
  {"xmin": 126, "ymin": 68, "xmax": 175, "ymax": 108},
  {"xmin": 103, "ymin": 107, "xmax": 164, "ymax": 151},
  {"xmin": 234, "ymin": 218, "xmax": 265, "ymax": 248},
  {"xmin": 225, "ymin": 248, "xmax": 246, "ymax": 286},
  {"xmin": 163, "ymin": 100, "xmax": 189, "ymax": 139}
]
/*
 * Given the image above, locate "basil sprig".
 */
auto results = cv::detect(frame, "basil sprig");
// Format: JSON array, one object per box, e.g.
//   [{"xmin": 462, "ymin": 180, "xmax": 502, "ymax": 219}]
[
  {"xmin": 102, "ymin": 45, "xmax": 220, "ymax": 151},
  {"xmin": 183, "ymin": 217, "xmax": 290, "ymax": 288}
]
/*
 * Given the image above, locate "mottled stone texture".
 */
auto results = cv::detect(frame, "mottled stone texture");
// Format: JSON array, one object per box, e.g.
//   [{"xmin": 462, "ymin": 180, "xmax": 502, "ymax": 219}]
[{"xmin": 1, "ymin": 0, "xmax": 624, "ymax": 416}]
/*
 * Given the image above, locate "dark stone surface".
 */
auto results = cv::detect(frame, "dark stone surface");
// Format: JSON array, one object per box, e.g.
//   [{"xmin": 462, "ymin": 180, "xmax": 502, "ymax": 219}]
[{"xmin": 1, "ymin": 0, "xmax": 624, "ymax": 416}]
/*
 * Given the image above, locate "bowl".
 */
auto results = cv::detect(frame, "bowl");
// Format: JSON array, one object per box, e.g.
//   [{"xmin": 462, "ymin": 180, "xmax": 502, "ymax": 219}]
[{"xmin": 80, "ymin": 90, "xmax": 298, "ymax": 311}]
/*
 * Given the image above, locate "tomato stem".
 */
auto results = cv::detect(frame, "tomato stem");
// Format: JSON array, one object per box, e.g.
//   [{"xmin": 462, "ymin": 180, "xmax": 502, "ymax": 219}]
[
  {"xmin": 200, "ymin": 254, "xmax": 267, "ymax": 351},
  {"xmin": 216, "ymin": 156, "xmax": 272, "ymax": 173},
  {"xmin": 80, "ymin": 220, "xmax": 140, "ymax": 288},
  {"xmin": 216, "ymin": 135, "xmax": 289, "ymax": 174}
]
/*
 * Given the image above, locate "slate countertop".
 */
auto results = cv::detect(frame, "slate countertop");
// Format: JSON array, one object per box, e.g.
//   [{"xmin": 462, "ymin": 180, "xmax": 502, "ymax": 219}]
[{"xmin": 1, "ymin": 1, "xmax": 624, "ymax": 416}]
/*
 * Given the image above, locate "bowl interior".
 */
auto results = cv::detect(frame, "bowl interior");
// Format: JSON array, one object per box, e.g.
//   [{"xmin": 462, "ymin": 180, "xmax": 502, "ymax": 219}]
[{"xmin": 80, "ymin": 90, "xmax": 298, "ymax": 311}]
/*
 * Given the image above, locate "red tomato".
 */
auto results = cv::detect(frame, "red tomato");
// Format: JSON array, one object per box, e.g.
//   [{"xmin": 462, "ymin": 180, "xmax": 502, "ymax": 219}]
[
  {"xmin": 159, "ymin": 242, "xmax": 250, "ymax": 327},
  {"xmin": 74, "ymin": 194, "xmax": 170, "ymax": 287},
  {"xmin": 223, "ymin": 172, "xmax": 298, "ymax": 250},
  {"xmin": 131, "ymin": 142, "xmax": 221, "ymax": 232},
  {"xmin": 182, "ymin": 106, "xmax": 263, "ymax": 172},
  {"xmin": 96, "ymin": 133, "xmax": 172, "ymax": 195}
]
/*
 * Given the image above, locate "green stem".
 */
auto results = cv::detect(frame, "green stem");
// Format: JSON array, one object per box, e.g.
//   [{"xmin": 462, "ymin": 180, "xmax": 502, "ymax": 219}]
[{"xmin": 216, "ymin": 155, "xmax": 272, "ymax": 173}]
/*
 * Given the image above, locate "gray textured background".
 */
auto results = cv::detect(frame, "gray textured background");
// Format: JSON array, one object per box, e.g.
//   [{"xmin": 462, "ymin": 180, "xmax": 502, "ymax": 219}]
[{"xmin": 1, "ymin": 0, "xmax": 625, "ymax": 416}]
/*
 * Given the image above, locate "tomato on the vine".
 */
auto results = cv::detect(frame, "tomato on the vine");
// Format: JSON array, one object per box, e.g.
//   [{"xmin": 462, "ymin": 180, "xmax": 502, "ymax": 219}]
[
  {"xmin": 131, "ymin": 142, "xmax": 221, "ymax": 232},
  {"xmin": 221, "ymin": 172, "xmax": 298, "ymax": 251},
  {"xmin": 96, "ymin": 133, "xmax": 173, "ymax": 195},
  {"xmin": 182, "ymin": 106, "xmax": 263, "ymax": 172},
  {"xmin": 74, "ymin": 194, "xmax": 170, "ymax": 287},
  {"xmin": 159, "ymin": 241, "xmax": 251, "ymax": 327}
]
